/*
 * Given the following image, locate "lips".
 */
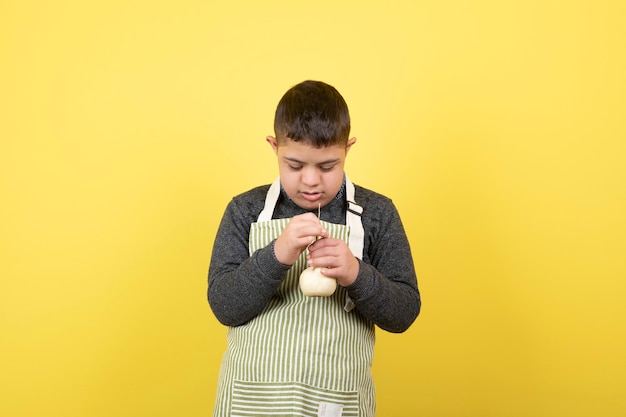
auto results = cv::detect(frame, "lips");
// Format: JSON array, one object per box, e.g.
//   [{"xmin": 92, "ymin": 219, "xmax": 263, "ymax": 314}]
[{"xmin": 301, "ymin": 191, "xmax": 322, "ymax": 202}]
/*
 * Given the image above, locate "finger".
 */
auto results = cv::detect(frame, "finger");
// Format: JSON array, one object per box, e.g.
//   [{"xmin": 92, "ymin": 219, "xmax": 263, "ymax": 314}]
[
  {"xmin": 307, "ymin": 253, "xmax": 338, "ymax": 268},
  {"xmin": 290, "ymin": 223, "xmax": 326, "ymax": 241},
  {"xmin": 308, "ymin": 237, "xmax": 341, "ymax": 252}
]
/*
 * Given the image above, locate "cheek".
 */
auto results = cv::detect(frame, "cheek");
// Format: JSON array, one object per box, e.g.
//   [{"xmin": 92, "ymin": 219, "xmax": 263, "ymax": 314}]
[
  {"xmin": 279, "ymin": 168, "xmax": 299, "ymax": 191},
  {"xmin": 323, "ymin": 172, "xmax": 345, "ymax": 193},
  {"xmin": 328, "ymin": 169, "xmax": 345, "ymax": 184}
]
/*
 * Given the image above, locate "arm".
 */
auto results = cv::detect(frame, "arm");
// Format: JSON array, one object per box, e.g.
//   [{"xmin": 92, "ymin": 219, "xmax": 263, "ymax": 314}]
[
  {"xmin": 345, "ymin": 198, "xmax": 421, "ymax": 333},
  {"xmin": 208, "ymin": 198, "xmax": 290, "ymax": 326},
  {"xmin": 208, "ymin": 196, "xmax": 328, "ymax": 326}
]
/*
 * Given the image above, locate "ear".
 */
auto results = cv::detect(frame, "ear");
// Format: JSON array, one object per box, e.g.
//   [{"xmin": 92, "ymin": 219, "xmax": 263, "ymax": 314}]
[
  {"xmin": 345, "ymin": 137, "xmax": 357, "ymax": 154},
  {"xmin": 266, "ymin": 136, "xmax": 279, "ymax": 155}
]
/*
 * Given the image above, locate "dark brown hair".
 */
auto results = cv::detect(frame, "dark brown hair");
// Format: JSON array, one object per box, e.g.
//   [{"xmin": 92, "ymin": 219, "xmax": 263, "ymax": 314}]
[{"xmin": 274, "ymin": 80, "xmax": 350, "ymax": 148}]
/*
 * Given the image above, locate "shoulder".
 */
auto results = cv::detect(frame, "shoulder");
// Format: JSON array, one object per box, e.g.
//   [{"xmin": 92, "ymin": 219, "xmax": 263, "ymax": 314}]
[
  {"xmin": 231, "ymin": 184, "xmax": 271, "ymax": 204},
  {"xmin": 225, "ymin": 184, "xmax": 271, "ymax": 222},
  {"xmin": 352, "ymin": 183, "xmax": 403, "ymax": 231},
  {"xmin": 352, "ymin": 183, "xmax": 410, "ymax": 261},
  {"xmin": 353, "ymin": 184, "xmax": 396, "ymax": 211}
]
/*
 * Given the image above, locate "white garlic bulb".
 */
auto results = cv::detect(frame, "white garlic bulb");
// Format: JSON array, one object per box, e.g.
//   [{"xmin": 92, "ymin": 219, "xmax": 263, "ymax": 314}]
[{"xmin": 299, "ymin": 266, "xmax": 337, "ymax": 297}]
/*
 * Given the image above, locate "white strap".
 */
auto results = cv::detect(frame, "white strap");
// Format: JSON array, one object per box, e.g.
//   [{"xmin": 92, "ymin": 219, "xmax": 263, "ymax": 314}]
[
  {"xmin": 344, "ymin": 176, "xmax": 362, "ymax": 312},
  {"xmin": 257, "ymin": 178, "xmax": 281, "ymax": 222},
  {"xmin": 345, "ymin": 176, "xmax": 364, "ymax": 260}
]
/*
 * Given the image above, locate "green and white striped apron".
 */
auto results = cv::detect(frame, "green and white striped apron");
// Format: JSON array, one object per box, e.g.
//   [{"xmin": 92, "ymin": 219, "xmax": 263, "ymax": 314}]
[{"xmin": 213, "ymin": 177, "xmax": 375, "ymax": 417}]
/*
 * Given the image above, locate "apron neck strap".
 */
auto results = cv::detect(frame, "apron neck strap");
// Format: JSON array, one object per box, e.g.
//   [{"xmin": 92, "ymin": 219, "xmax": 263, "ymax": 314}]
[
  {"xmin": 345, "ymin": 178, "xmax": 364, "ymax": 260},
  {"xmin": 257, "ymin": 178, "xmax": 281, "ymax": 222}
]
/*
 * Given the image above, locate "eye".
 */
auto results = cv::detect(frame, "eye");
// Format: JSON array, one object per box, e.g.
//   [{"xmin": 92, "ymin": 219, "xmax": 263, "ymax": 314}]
[
  {"xmin": 288, "ymin": 164, "xmax": 303, "ymax": 171},
  {"xmin": 320, "ymin": 165, "xmax": 336, "ymax": 172}
]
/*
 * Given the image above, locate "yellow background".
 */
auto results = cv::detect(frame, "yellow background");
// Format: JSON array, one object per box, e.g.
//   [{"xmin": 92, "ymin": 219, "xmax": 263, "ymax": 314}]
[{"xmin": 1, "ymin": 1, "xmax": 625, "ymax": 416}]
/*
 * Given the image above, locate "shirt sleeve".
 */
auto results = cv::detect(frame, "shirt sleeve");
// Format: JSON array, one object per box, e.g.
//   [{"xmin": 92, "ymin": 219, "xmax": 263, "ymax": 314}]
[
  {"xmin": 207, "ymin": 197, "xmax": 291, "ymax": 326},
  {"xmin": 344, "ymin": 197, "xmax": 421, "ymax": 333}
]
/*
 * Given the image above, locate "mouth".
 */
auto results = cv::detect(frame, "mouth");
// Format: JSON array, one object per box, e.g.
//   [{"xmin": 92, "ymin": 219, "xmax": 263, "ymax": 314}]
[{"xmin": 301, "ymin": 191, "xmax": 323, "ymax": 202}]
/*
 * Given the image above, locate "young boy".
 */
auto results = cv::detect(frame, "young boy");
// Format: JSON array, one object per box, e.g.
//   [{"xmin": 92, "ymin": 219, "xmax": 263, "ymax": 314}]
[{"xmin": 208, "ymin": 80, "xmax": 421, "ymax": 417}]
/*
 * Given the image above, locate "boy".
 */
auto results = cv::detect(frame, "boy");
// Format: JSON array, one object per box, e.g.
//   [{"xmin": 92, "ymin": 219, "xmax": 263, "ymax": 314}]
[{"xmin": 208, "ymin": 80, "xmax": 420, "ymax": 416}]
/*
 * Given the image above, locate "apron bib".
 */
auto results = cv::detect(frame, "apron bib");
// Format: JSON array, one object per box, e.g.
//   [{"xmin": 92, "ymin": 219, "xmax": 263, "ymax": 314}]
[{"xmin": 214, "ymin": 178, "xmax": 375, "ymax": 417}]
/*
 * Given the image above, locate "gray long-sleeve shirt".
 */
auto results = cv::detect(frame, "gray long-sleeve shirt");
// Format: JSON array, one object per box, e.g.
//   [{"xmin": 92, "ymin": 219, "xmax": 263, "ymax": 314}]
[{"xmin": 208, "ymin": 180, "xmax": 421, "ymax": 333}]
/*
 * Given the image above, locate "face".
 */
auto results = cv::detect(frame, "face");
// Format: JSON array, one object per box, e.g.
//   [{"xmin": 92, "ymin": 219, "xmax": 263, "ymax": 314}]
[{"xmin": 267, "ymin": 136, "xmax": 356, "ymax": 210}]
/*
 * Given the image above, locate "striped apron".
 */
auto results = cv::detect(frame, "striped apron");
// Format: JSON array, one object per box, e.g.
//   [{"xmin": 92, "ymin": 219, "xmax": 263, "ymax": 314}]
[{"xmin": 213, "ymin": 177, "xmax": 375, "ymax": 417}]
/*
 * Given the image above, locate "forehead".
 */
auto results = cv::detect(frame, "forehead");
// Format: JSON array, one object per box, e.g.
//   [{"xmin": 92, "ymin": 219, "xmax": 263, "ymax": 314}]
[{"xmin": 277, "ymin": 139, "xmax": 346, "ymax": 161}]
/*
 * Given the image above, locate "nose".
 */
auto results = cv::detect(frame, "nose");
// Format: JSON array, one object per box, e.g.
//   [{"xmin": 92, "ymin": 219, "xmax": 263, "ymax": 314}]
[{"xmin": 301, "ymin": 167, "xmax": 321, "ymax": 187}]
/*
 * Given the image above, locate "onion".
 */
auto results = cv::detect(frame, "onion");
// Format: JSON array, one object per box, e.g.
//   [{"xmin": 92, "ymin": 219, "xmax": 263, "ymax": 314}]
[{"xmin": 299, "ymin": 266, "xmax": 337, "ymax": 297}]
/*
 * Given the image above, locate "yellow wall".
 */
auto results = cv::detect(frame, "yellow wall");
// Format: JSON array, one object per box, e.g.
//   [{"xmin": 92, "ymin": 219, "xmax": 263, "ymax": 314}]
[{"xmin": 1, "ymin": 1, "xmax": 624, "ymax": 416}]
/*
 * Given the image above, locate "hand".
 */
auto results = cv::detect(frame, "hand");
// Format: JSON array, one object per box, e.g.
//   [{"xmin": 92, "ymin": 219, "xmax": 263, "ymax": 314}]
[
  {"xmin": 306, "ymin": 238, "xmax": 360, "ymax": 287},
  {"xmin": 274, "ymin": 213, "xmax": 328, "ymax": 265}
]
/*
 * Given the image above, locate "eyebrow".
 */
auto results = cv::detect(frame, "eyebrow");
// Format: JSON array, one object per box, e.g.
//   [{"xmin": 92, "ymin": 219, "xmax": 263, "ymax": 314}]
[{"xmin": 283, "ymin": 156, "xmax": 341, "ymax": 165}]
